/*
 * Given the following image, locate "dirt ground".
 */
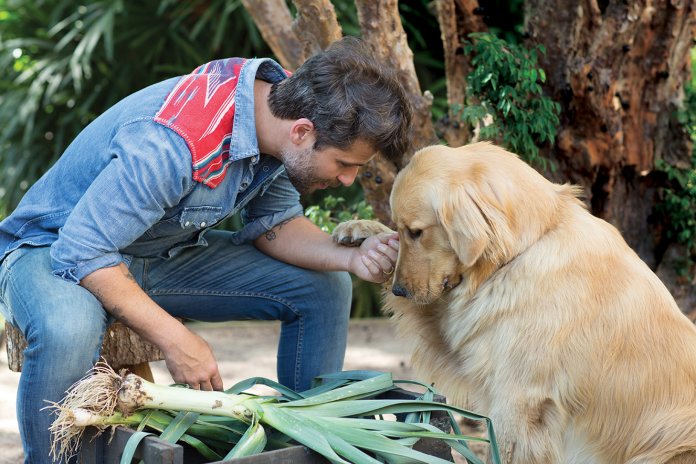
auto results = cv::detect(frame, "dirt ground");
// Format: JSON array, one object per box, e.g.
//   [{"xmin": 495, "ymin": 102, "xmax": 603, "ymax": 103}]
[{"xmin": 0, "ymin": 318, "xmax": 424, "ymax": 463}]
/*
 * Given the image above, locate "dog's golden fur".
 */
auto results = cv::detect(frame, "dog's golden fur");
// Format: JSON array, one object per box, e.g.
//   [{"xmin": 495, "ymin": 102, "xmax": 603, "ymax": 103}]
[{"xmin": 334, "ymin": 142, "xmax": 696, "ymax": 463}]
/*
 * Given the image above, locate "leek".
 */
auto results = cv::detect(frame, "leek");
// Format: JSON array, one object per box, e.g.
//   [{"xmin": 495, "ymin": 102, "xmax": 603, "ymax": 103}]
[{"xmin": 47, "ymin": 363, "xmax": 500, "ymax": 464}]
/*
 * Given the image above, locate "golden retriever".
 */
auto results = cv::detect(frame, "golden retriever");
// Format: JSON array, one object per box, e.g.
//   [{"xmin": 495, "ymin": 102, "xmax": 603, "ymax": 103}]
[{"xmin": 334, "ymin": 142, "xmax": 696, "ymax": 463}]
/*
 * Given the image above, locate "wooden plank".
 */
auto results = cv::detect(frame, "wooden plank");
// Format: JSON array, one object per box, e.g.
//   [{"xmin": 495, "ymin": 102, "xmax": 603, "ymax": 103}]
[
  {"xmin": 212, "ymin": 447, "xmax": 328, "ymax": 464},
  {"xmin": 81, "ymin": 427, "xmax": 183, "ymax": 464}
]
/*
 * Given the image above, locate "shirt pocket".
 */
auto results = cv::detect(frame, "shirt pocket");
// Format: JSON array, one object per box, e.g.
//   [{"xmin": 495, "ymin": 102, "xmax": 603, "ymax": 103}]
[{"xmin": 141, "ymin": 206, "xmax": 223, "ymax": 239}]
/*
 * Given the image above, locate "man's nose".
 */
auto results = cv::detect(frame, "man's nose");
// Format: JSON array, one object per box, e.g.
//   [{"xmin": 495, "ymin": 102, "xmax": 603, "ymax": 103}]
[{"xmin": 337, "ymin": 166, "xmax": 360, "ymax": 186}]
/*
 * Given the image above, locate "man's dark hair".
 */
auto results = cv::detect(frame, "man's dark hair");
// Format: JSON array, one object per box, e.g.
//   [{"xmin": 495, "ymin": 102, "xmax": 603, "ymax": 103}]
[{"xmin": 268, "ymin": 36, "xmax": 412, "ymax": 162}]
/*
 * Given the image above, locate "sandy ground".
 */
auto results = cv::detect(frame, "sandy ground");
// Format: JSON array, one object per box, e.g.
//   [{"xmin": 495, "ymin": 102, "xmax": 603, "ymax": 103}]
[{"xmin": 0, "ymin": 318, "xmax": 421, "ymax": 463}]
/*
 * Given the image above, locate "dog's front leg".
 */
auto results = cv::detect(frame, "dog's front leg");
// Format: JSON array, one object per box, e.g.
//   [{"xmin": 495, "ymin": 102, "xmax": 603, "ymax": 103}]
[
  {"xmin": 332, "ymin": 219, "xmax": 394, "ymax": 247},
  {"xmin": 490, "ymin": 397, "xmax": 565, "ymax": 464}
]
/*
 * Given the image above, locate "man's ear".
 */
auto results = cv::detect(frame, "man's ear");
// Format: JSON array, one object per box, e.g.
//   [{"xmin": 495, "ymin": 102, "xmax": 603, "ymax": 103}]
[{"xmin": 289, "ymin": 118, "xmax": 315, "ymax": 146}]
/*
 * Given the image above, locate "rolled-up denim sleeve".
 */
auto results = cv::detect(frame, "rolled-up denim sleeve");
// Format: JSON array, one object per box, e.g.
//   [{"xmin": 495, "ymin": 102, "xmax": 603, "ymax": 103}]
[
  {"xmin": 51, "ymin": 120, "xmax": 193, "ymax": 283},
  {"xmin": 230, "ymin": 171, "xmax": 303, "ymax": 244}
]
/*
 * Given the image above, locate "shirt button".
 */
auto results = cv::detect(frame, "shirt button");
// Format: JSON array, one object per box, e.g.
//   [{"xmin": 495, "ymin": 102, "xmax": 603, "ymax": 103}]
[
  {"xmin": 241, "ymin": 182, "xmax": 248, "ymax": 189},
  {"xmin": 200, "ymin": 222, "xmax": 207, "ymax": 227},
  {"xmin": 184, "ymin": 221, "xmax": 191, "ymax": 227}
]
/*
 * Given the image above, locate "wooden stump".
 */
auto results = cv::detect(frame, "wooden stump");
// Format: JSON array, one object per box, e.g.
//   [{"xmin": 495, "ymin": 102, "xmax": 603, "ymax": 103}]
[{"xmin": 4, "ymin": 321, "xmax": 164, "ymax": 381}]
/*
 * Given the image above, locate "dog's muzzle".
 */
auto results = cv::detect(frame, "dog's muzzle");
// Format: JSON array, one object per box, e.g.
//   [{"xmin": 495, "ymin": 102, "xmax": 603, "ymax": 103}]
[{"xmin": 391, "ymin": 283, "xmax": 411, "ymax": 298}]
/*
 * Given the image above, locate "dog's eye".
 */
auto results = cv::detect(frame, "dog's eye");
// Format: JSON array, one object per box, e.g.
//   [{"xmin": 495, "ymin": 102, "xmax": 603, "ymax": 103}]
[{"xmin": 407, "ymin": 228, "xmax": 422, "ymax": 240}]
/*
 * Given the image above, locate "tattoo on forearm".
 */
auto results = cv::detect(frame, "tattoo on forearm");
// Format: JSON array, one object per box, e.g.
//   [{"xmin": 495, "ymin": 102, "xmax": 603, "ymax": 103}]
[
  {"xmin": 90, "ymin": 288, "xmax": 105, "ymax": 300},
  {"xmin": 264, "ymin": 218, "xmax": 293, "ymax": 241},
  {"xmin": 109, "ymin": 305, "xmax": 130, "ymax": 325}
]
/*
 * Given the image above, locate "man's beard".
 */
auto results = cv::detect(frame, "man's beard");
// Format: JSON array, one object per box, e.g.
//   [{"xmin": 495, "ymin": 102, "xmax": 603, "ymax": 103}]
[{"xmin": 282, "ymin": 147, "xmax": 336, "ymax": 195}]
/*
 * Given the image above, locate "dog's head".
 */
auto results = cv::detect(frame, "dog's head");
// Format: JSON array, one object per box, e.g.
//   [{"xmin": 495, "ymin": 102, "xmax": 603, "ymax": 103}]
[{"xmin": 389, "ymin": 142, "xmax": 572, "ymax": 304}]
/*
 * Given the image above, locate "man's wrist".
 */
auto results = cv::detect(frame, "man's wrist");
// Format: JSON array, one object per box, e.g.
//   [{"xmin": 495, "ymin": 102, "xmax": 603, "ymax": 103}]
[{"xmin": 148, "ymin": 316, "xmax": 188, "ymax": 352}]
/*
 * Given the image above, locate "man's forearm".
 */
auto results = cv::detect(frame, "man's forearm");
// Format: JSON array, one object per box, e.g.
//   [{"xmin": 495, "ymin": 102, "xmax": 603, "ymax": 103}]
[
  {"xmin": 79, "ymin": 263, "xmax": 187, "ymax": 351},
  {"xmin": 80, "ymin": 262, "xmax": 224, "ymax": 390},
  {"xmin": 254, "ymin": 216, "xmax": 399, "ymax": 284},
  {"xmin": 254, "ymin": 216, "xmax": 353, "ymax": 272}
]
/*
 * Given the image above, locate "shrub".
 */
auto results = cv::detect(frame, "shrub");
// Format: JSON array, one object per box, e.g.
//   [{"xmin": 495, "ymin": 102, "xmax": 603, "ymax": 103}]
[{"xmin": 456, "ymin": 32, "xmax": 561, "ymax": 169}]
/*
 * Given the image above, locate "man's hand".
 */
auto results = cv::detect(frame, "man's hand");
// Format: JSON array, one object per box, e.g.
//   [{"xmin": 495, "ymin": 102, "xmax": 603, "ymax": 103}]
[
  {"xmin": 160, "ymin": 324, "xmax": 224, "ymax": 391},
  {"xmin": 254, "ymin": 216, "xmax": 399, "ymax": 283},
  {"xmin": 349, "ymin": 232, "xmax": 399, "ymax": 283},
  {"xmin": 81, "ymin": 263, "xmax": 224, "ymax": 391}
]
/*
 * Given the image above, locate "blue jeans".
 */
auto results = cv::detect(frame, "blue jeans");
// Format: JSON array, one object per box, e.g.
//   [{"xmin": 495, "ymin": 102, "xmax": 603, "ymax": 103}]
[{"xmin": 0, "ymin": 230, "xmax": 352, "ymax": 463}]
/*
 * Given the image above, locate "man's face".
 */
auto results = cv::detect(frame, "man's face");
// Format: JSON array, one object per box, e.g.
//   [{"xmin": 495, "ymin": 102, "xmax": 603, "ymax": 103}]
[{"xmin": 282, "ymin": 139, "xmax": 376, "ymax": 194}]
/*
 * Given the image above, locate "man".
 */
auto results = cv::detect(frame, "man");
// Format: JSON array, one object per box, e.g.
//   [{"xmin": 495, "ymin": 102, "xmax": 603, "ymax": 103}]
[{"xmin": 0, "ymin": 36, "xmax": 411, "ymax": 462}]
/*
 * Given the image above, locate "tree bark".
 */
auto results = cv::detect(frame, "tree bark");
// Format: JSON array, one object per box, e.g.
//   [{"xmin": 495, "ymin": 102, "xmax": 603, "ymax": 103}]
[
  {"xmin": 292, "ymin": 0, "xmax": 344, "ymax": 60},
  {"xmin": 241, "ymin": 0, "xmax": 306, "ymax": 69},
  {"xmin": 5, "ymin": 321, "xmax": 164, "ymax": 373},
  {"xmin": 434, "ymin": 0, "xmax": 486, "ymax": 147},
  {"xmin": 523, "ymin": 0, "xmax": 695, "ymax": 311},
  {"xmin": 242, "ymin": 0, "xmax": 696, "ymax": 312},
  {"xmin": 353, "ymin": 0, "xmax": 439, "ymax": 224}
]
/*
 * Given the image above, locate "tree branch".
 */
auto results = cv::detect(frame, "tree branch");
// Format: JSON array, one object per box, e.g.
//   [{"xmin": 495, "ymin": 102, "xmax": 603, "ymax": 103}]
[
  {"xmin": 435, "ymin": 0, "xmax": 486, "ymax": 147},
  {"xmin": 241, "ymin": 0, "xmax": 306, "ymax": 69},
  {"xmin": 292, "ymin": 0, "xmax": 343, "ymax": 60}
]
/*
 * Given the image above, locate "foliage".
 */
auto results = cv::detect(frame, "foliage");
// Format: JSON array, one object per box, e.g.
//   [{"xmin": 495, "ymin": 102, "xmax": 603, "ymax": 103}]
[
  {"xmin": 474, "ymin": 0, "xmax": 526, "ymax": 44},
  {"xmin": 456, "ymin": 32, "xmax": 561, "ymax": 168},
  {"xmin": 305, "ymin": 194, "xmax": 384, "ymax": 318},
  {"xmin": 655, "ymin": 51, "xmax": 696, "ymax": 276},
  {"xmin": 0, "ymin": 0, "xmax": 269, "ymax": 211},
  {"xmin": 305, "ymin": 196, "xmax": 374, "ymax": 234}
]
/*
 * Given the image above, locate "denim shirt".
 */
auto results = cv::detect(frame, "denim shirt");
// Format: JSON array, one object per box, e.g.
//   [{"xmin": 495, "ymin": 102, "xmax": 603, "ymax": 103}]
[{"xmin": 0, "ymin": 58, "xmax": 303, "ymax": 283}]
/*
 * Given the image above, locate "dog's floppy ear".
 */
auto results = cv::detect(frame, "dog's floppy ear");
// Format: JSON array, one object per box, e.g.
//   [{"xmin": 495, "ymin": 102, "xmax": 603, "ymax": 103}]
[{"xmin": 435, "ymin": 182, "xmax": 507, "ymax": 267}]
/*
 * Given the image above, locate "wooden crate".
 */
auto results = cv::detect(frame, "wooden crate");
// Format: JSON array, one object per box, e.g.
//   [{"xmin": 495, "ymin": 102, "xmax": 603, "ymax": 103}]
[{"xmin": 80, "ymin": 388, "xmax": 454, "ymax": 463}]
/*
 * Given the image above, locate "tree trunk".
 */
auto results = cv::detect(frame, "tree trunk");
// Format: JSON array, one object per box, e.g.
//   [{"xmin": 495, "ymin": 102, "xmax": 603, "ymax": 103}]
[
  {"xmin": 243, "ymin": 0, "xmax": 696, "ymax": 312},
  {"xmin": 241, "ymin": 0, "xmax": 307, "ymax": 69},
  {"xmin": 434, "ymin": 0, "xmax": 486, "ymax": 147},
  {"xmin": 523, "ymin": 0, "xmax": 695, "ymax": 311},
  {"xmin": 352, "ymin": 0, "xmax": 439, "ymax": 224}
]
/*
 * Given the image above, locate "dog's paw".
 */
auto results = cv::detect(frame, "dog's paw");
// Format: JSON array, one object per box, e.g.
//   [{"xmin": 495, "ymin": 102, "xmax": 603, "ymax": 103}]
[{"xmin": 332, "ymin": 219, "xmax": 394, "ymax": 247}]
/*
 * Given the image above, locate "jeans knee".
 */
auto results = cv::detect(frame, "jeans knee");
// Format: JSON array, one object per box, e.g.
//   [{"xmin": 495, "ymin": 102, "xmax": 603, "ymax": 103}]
[
  {"xmin": 316, "ymin": 271, "xmax": 352, "ymax": 310},
  {"xmin": 25, "ymin": 317, "xmax": 105, "ymax": 368}
]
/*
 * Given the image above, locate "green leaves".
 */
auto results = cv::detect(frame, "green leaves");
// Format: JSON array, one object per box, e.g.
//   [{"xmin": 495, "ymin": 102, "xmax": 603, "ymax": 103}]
[
  {"xmin": 305, "ymin": 195, "xmax": 375, "ymax": 234},
  {"xmin": 224, "ymin": 416, "xmax": 267, "ymax": 460},
  {"xmin": 0, "ymin": 0, "xmax": 270, "ymax": 214},
  {"xmin": 458, "ymin": 32, "xmax": 560, "ymax": 169},
  {"xmin": 654, "ymin": 74, "xmax": 696, "ymax": 276},
  {"xmin": 86, "ymin": 370, "xmax": 501, "ymax": 464},
  {"xmin": 304, "ymin": 194, "xmax": 382, "ymax": 318}
]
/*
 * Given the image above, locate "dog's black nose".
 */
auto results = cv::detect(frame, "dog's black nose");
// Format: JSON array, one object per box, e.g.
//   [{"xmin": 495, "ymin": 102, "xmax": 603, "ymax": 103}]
[{"xmin": 391, "ymin": 283, "xmax": 411, "ymax": 298}]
